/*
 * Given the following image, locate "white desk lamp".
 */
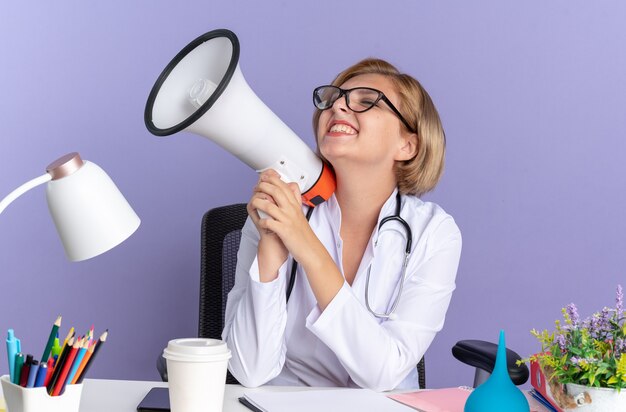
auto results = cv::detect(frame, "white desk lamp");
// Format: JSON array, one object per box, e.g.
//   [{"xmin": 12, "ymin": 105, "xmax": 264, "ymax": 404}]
[{"xmin": 0, "ymin": 152, "xmax": 140, "ymax": 261}]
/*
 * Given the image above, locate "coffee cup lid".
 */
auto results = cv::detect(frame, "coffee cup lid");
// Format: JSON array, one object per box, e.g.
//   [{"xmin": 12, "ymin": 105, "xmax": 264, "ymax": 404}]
[{"xmin": 163, "ymin": 338, "xmax": 231, "ymax": 362}]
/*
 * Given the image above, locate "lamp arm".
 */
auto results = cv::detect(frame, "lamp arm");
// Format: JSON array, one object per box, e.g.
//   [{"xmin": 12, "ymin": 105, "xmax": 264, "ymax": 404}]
[{"xmin": 0, "ymin": 173, "xmax": 52, "ymax": 215}]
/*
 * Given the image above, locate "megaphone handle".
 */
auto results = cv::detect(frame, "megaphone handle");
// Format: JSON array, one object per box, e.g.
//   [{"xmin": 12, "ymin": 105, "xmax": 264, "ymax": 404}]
[{"xmin": 254, "ymin": 168, "xmax": 299, "ymax": 220}]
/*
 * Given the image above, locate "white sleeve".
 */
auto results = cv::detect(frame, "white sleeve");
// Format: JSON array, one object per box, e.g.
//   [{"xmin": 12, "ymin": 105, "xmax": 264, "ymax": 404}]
[
  {"xmin": 305, "ymin": 216, "xmax": 462, "ymax": 391},
  {"xmin": 222, "ymin": 217, "xmax": 291, "ymax": 387}
]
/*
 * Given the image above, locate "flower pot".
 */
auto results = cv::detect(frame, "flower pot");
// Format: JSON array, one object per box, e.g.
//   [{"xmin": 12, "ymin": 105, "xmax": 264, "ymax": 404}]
[{"xmin": 563, "ymin": 383, "xmax": 626, "ymax": 412}]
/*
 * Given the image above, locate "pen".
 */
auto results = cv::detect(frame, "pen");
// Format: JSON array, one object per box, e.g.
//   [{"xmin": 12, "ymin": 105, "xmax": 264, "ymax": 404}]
[
  {"xmin": 26, "ymin": 360, "xmax": 40, "ymax": 388},
  {"xmin": 76, "ymin": 329, "xmax": 107, "ymax": 384},
  {"xmin": 41, "ymin": 315, "xmax": 62, "ymax": 363},
  {"xmin": 238, "ymin": 396, "xmax": 263, "ymax": 412},
  {"xmin": 12, "ymin": 353, "xmax": 24, "ymax": 385},
  {"xmin": 44, "ymin": 359, "xmax": 54, "ymax": 387},
  {"xmin": 6, "ymin": 329, "xmax": 21, "ymax": 383},
  {"xmin": 34, "ymin": 361, "xmax": 48, "ymax": 387},
  {"xmin": 19, "ymin": 354, "xmax": 33, "ymax": 387}
]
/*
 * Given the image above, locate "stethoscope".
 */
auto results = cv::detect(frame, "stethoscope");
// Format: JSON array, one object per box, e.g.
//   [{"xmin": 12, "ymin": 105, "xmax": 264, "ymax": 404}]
[{"xmin": 286, "ymin": 192, "xmax": 413, "ymax": 320}]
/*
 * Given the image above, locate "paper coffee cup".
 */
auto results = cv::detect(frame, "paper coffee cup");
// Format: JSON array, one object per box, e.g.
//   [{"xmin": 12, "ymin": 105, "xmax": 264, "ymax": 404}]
[{"xmin": 162, "ymin": 338, "xmax": 231, "ymax": 412}]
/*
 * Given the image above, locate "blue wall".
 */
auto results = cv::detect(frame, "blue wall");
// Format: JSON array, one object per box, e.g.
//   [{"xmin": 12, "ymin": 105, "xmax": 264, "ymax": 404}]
[{"xmin": 1, "ymin": 1, "xmax": 625, "ymax": 388}]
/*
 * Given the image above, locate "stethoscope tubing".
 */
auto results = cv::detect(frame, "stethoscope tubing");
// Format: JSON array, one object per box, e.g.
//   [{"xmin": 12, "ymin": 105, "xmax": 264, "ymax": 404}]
[{"xmin": 286, "ymin": 192, "xmax": 413, "ymax": 320}]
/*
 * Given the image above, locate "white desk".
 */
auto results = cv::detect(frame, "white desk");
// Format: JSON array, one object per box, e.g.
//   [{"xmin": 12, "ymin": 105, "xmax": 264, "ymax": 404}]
[
  {"xmin": 1, "ymin": 379, "xmax": 550, "ymax": 412},
  {"xmin": 79, "ymin": 379, "xmax": 309, "ymax": 412}
]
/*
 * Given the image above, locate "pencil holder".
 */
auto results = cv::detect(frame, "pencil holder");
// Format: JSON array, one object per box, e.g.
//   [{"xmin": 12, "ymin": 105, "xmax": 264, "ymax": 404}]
[{"xmin": 0, "ymin": 375, "xmax": 82, "ymax": 412}]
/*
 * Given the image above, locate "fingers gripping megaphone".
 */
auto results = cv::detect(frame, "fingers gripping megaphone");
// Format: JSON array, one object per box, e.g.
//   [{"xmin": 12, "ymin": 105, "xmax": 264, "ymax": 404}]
[{"xmin": 144, "ymin": 29, "xmax": 335, "ymax": 207}]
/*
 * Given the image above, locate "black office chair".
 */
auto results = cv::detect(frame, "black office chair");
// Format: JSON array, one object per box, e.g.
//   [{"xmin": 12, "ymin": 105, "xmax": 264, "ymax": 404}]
[
  {"xmin": 157, "ymin": 203, "xmax": 528, "ymax": 389},
  {"xmin": 198, "ymin": 203, "xmax": 248, "ymax": 384}
]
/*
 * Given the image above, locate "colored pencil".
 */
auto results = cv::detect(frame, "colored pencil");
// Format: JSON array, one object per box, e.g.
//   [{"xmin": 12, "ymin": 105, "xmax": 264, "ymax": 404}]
[
  {"xmin": 75, "ymin": 330, "xmax": 107, "ymax": 384},
  {"xmin": 41, "ymin": 315, "xmax": 62, "ymax": 363},
  {"xmin": 49, "ymin": 327, "xmax": 74, "ymax": 377},
  {"xmin": 46, "ymin": 336, "xmax": 74, "ymax": 394},
  {"xmin": 71, "ymin": 344, "xmax": 94, "ymax": 384},
  {"xmin": 52, "ymin": 340, "xmax": 80, "ymax": 396},
  {"xmin": 62, "ymin": 327, "xmax": 75, "ymax": 348},
  {"xmin": 66, "ymin": 337, "xmax": 88, "ymax": 385}
]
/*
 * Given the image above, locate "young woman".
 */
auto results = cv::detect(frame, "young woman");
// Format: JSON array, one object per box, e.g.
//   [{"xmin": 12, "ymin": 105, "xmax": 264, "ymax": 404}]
[{"xmin": 222, "ymin": 58, "xmax": 462, "ymax": 391}]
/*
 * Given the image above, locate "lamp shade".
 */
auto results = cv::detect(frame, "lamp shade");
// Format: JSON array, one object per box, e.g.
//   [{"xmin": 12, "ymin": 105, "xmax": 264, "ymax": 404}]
[{"xmin": 45, "ymin": 154, "xmax": 140, "ymax": 261}]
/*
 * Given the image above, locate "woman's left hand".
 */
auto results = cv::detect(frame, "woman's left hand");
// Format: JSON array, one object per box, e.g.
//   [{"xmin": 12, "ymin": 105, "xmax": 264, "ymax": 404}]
[
  {"xmin": 253, "ymin": 169, "xmax": 345, "ymax": 310},
  {"xmin": 251, "ymin": 169, "xmax": 316, "ymax": 263}
]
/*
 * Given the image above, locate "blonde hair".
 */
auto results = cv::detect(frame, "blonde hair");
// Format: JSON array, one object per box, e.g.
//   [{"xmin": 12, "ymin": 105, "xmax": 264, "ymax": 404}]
[{"xmin": 313, "ymin": 58, "xmax": 446, "ymax": 196}]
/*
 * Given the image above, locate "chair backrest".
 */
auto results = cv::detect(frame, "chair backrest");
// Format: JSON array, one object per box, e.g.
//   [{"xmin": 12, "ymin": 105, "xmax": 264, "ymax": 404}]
[
  {"xmin": 199, "ymin": 203, "xmax": 247, "ymax": 384},
  {"xmin": 198, "ymin": 203, "xmax": 425, "ymax": 389}
]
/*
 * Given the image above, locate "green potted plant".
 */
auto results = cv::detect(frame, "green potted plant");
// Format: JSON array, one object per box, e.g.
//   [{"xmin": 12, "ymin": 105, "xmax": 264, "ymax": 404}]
[{"xmin": 524, "ymin": 285, "xmax": 626, "ymax": 411}]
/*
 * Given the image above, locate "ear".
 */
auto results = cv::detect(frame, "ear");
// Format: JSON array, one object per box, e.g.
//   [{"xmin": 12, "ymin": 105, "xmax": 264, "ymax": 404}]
[{"xmin": 395, "ymin": 132, "xmax": 418, "ymax": 161}]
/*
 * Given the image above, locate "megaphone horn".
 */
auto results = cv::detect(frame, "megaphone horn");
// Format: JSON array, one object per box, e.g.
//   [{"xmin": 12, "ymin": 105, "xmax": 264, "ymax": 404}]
[{"xmin": 144, "ymin": 29, "xmax": 335, "ymax": 207}]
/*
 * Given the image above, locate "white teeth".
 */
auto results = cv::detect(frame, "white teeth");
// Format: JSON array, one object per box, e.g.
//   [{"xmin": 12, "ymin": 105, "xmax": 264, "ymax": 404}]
[{"xmin": 329, "ymin": 124, "xmax": 356, "ymax": 134}]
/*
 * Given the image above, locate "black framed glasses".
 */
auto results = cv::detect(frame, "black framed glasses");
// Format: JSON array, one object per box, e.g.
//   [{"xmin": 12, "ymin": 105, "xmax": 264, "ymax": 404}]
[{"xmin": 313, "ymin": 85, "xmax": 415, "ymax": 133}]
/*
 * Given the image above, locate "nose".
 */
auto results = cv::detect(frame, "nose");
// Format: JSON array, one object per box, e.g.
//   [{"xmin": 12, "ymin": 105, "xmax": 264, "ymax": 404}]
[{"xmin": 331, "ymin": 93, "xmax": 350, "ymax": 113}]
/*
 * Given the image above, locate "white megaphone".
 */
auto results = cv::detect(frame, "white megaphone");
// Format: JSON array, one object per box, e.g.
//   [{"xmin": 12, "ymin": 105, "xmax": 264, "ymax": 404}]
[{"xmin": 144, "ymin": 29, "xmax": 335, "ymax": 207}]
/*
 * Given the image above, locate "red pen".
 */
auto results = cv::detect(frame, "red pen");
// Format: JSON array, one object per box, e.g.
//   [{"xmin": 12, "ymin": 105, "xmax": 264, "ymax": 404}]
[{"xmin": 44, "ymin": 357, "xmax": 55, "ymax": 387}]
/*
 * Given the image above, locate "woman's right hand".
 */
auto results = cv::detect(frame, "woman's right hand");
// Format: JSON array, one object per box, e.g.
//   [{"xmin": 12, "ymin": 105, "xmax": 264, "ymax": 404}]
[{"xmin": 247, "ymin": 170, "xmax": 289, "ymax": 282}]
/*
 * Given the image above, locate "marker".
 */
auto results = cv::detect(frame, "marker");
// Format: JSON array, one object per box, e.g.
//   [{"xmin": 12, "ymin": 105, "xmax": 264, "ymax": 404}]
[
  {"xmin": 26, "ymin": 360, "xmax": 40, "ymax": 388},
  {"xmin": 51, "ymin": 335, "xmax": 61, "ymax": 360},
  {"xmin": 12, "ymin": 353, "xmax": 24, "ymax": 384},
  {"xmin": 44, "ymin": 360, "xmax": 54, "ymax": 387},
  {"xmin": 41, "ymin": 315, "xmax": 62, "ymax": 363},
  {"xmin": 20, "ymin": 354, "xmax": 33, "ymax": 387},
  {"xmin": 6, "ymin": 329, "xmax": 21, "ymax": 383},
  {"xmin": 34, "ymin": 362, "xmax": 48, "ymax": 387}
]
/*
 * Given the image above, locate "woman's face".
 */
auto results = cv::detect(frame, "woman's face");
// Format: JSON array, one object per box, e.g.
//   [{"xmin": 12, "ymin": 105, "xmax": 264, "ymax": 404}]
[{"xmin": 316, "ymin": 73, "xmax": 413, "ymax": 170}]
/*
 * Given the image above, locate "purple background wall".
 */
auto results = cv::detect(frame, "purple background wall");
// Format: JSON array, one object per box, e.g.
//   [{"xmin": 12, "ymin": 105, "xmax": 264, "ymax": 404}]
[{"xmin": 1, "ymin": 1, "xmax": 625, "ymax": 388}]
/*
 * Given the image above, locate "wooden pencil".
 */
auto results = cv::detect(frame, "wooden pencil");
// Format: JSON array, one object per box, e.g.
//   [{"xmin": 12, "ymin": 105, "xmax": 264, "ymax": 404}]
[
  {"xmin": 51, "ymin": 340, "xmax": 80, "ymax": 396},
  {"xmin": 70, "ymin": 344, "xmax": 94, "ymax": 384},
  {"xmin": 62, "ymin": 327, "xmax": 75, "ymax": 348},
  {"xmin": 46, "ymin": 336, "xmax": 74, "ymax": 395},
  {"xmin": 41, "ymin": 315, "xmax": 62, "ymax": 363},
  {"xmin": 75, "ymin": 330, "xmax": 107, "ymax": 384}
]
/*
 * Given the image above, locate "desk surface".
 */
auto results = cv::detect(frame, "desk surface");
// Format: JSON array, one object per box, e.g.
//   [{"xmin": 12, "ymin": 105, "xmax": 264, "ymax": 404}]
[
  {"xmin": 80, "ymin": 379, "xmax": 309, "ymax": 412},
  {"xmin": 0, "ymin": 379, "xmax": 550, "ymax": 412}
]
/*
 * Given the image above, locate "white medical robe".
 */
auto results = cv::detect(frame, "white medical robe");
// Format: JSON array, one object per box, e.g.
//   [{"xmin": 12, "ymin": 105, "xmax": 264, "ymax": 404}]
[{"xmin": 223, "ymin": 189, "xmax": 462, "ymax": 391}]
